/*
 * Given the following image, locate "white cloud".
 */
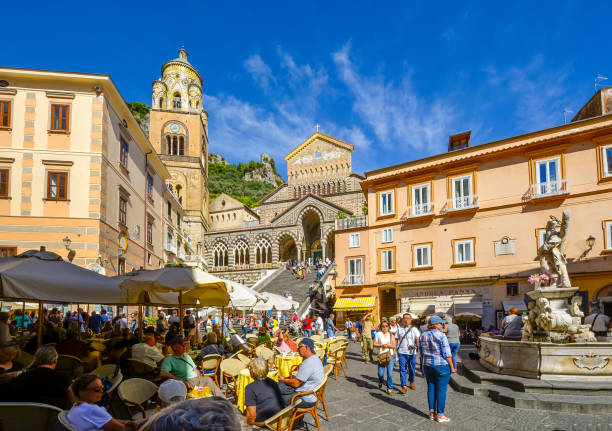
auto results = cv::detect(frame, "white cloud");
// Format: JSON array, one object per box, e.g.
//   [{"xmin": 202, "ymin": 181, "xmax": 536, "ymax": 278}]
[
  {"xmin": 332, "ymin": 43, "xmax": 455, "ymax": 154},
  {"xmin": 244, "ymin": 54, "xmax": 275, "ymax": 91}
]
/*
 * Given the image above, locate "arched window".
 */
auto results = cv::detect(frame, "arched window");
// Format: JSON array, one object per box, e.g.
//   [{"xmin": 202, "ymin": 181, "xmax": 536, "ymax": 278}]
[
  {"xmin": 213, "ymin": 242, "xmax": 228, "ymax": 267},
  {"xmin": 175, "ymin": 185, "xmax": 182, "ymax": 205},
  {"xmin": 233, "ymin": 240, "xmax": 249, "ymax": 266},
  {"xmin": 255, "ymin": 238, "xmax": 272, "ymax": 264},
  {"xmin": 166, "ymin": 136, "xmax": 171, "ymax": 154},
  {"xmin": 159, "ymin": 97, "xmax": 164, "ymax": 109},
  {"xmin": 179, "ymin": 136, "xmax": 185, "ymax": 155},
  {"xmin": 173, "ymin": 93, "xmax": 181, "ymax": 109}
]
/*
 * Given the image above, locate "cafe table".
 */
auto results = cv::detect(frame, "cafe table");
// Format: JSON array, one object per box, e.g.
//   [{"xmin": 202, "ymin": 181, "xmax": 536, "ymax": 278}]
[{"xmin": 236, "ymin": 368, "xmax": 278, "ymax": 413}]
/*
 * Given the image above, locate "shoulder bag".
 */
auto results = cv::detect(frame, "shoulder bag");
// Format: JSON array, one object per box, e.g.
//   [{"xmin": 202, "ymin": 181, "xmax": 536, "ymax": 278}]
[{"xmin": 377, "ymin": 334, "xmax": 393, "ymax": 366}]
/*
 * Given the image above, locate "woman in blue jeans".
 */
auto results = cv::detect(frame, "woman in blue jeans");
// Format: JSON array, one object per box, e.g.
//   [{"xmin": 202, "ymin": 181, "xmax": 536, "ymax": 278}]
[
  {"xmin": 419, "ymin": 315, "xmax": 456, "ymax": 423},
  {"xmin": 373, "ymin": 320, "xmax": 396, "ymax": 395}
]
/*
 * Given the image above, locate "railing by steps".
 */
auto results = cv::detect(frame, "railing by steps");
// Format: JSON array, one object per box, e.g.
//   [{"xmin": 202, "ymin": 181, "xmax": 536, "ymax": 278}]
[{"xmin": 296, "ymin": 262, "xmax": 336, "ymax": 318}]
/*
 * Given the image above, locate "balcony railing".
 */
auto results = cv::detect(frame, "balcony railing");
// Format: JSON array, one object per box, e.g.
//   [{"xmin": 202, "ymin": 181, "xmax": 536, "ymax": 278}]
[
  {"xmin": 336, "ymin": 216, "xmax": 367, "ymax": 230},
  {"xmin": 529, "ymin": 180, "xmax": 569, "ymax": 199},
  {"xmin": 243, "ymin": 220, "xmax": 260, "ymax": 227},
  {"xmin": 344, "ymin": 274, "xmax": 364, "ymax": 286},
  {"xmin": 447, "ymin": 195, "xmax": 478, "ymax": 212},
  {"xmin": 165, "ymin": 243, "xmax": 177, "ymax": 255},
  {"xmin": 405, "ymin": 202, "xmax": 434, "ymax": 218}
]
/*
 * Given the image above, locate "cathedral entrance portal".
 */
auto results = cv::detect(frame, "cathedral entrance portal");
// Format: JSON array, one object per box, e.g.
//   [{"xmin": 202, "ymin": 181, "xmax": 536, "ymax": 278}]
[
  {"xmin": 301, "ymin": 209, "xmax": 321, "ymax": 261},
  {"xmin": 279, "ymin": 234, "xmax": 297, "ymax": 262}
]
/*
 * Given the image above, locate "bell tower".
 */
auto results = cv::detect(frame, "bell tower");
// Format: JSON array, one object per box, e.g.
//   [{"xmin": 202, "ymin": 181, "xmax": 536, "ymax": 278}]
[{"xmin": 149, "ymin": 48, "xmax": 210, "ymax": 260}]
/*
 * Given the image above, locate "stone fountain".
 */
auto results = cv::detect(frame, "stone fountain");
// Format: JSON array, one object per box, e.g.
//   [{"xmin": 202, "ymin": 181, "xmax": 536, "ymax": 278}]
[{"xmin": 479, "ymin": 210, "xmax": 612, "ymax": 381}]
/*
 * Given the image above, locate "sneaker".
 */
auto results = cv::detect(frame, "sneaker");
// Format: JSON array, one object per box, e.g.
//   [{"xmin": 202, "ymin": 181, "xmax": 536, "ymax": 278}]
[
  {"xmin": 436, "ymin": 415, "xmax": 450, "ymax": 423},
  {"xmin": 386, "ymin": 390, "xmax": 393, "ymax": 395},
  {"xmin": 409, "ymin": 382, "xmax": 416, "ymax": 390},
  {"xmin": 429, "ymin": 412, "xmax": 436, "ymax": 421},
  {"xmin": 400, "ymin": 386, "xmax": 408, "ymax": 393}
]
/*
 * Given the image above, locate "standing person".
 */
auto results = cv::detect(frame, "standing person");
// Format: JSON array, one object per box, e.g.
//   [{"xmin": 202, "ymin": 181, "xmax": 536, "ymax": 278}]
[
  {"xmin": 0, "ymin": 312, "xmax": 12, "ymax": 343},
  {"xmin": 118, "ymin": 313, "xmax": 128, "ymax": 330},
  {"xmin": 354, "ymin": 318, "xmax": 362, "ymax": 344},
  {"xmin": 302, "ymin": 315, "xmax": 313, "ymax": 337},
  {"xmin": 501, "ymin": 307, "xmax": 523, "ymax": 340},
  {"xmin": 167, "ymin": 310, "xmax": 180, "ymax": 327},
  {"xmin": 156, "ymin": 312, "xmax": 168, "ymax": 335},
  {"xmin": 584, "ymin": 306, "xmax": 612, "ymax": 337},
  {"xmin": 314, "ymin": 314, "xmax": 324, "ymax": 336},
  {"xmin": 373, "ymin": 320, "xmax": 396, "ymax": 395},
  {"xmin": 361, "ymin": 312, "xmax": 374, "ymax": 363},
  {"xmin": 445, "ymin": 316, "xmax": 461, "ymax": 370},
  {"xmin": 88, "ymin": 311, "xmax": 102, "ymax": 334},
  {"xmin": 419, "ymin": 315, "xmax": 456, "ymax": 423},
  {"xmin": 325, "ymin": 313, "xmax": 338, "ymax": 339},
  {"xmin": 396, "ymin": 313, "xmax": 420, "ymax": 392},
  {"xmin": 183, "ymin": 310, "xmax": 195, "ymax": 338},
  {"xmin": 345, "ymin": 317, "xmax": 353, "ymax": 340}
]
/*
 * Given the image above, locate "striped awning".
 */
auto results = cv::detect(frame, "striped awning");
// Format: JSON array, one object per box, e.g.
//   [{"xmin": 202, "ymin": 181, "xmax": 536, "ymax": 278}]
[{"xmin": 333, "ymin": 296, "xmax": 375, "ymax": 311}]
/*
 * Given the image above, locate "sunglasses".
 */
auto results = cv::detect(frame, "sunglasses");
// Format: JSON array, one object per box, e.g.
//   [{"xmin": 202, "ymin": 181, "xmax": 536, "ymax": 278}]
[{"xmin": 87, "ymin": 386, "xmax": 104, "ymax": 393}]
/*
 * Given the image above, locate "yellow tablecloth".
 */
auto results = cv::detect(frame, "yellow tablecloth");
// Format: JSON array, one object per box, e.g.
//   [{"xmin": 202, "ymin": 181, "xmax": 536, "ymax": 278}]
[
  {"xmin": 275, "ymin": 354, "xmax": 303, "ymax": 378},
  {"xmin": 237, "ymin": 369, "xmax": 278, "ymax": 412}
]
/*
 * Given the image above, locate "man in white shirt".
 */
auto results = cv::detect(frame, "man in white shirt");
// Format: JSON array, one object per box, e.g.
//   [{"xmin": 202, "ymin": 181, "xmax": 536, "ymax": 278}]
[
  {"xmin": 315, "ymin": 315, "xmax": 324, "ymax": 335},
  {"xmin": 118, "ymin": 313, "xmax": 128, "ymax": 330},
  {"xmin": 396, "ymin": 313, "xmax": 420, "ymax": 392},
  {"xmin": 584, "ymin": 308, "xmax": 611, "ymax": 337},
  {"xmin": 132, "ymin": 334, "xmax": 165, "ymax": 366}
]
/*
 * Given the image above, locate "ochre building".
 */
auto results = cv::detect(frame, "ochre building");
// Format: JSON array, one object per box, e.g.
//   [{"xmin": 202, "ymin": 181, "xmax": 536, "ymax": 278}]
[{"xmin": 333, "ymin": 89, "xmax": 612, "ymax": 328}]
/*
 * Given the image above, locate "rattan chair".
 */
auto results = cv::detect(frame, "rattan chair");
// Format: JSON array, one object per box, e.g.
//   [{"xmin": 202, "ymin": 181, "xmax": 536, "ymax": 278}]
[
  {"xmin": 219, "ymin": 358, "xmax": 246, "ymax": 400},
  {"xmin": 317, "ymin": 365, "xmax": 333, "ymax": 421},
  {"xmin": 105, "ymin": 347, "xmax": 127, "ymax": 364},
  {"xmin": 92, "ymin": 364, "xmax": 123, "ymax": 395},
  {"xmin": 57, "ymin": 410, "xmax": 77, "ymax": 431},
  {"xmin": 289, "ymin": 377, "xmax": 327, "ymax": 431},
  {"xmin": 16, "ymin": 350, "xmax": 35, "ymax": 369},
  {"xmin": 56, "ymin": 354, "xmax": 84, "ymax": 379},
  {"xmin": 326, "ymin": 348, "xmax": 346, "ymax": 380},
  {"xmin": 90, "ymin": 341, "xmax": 107, "ymax": 352},
  {"xmin": 117, "ymin": 378, "xmax": 158, "ymax": 419},
  {"xmin": 263, "ymin": 399, "xmax": 302, "ymax": 431},
  {"xmin": 127, "ymin": 358, "xmax": 160, "ymax": 382},
  {"xmin": 236, "ymin": 352, "xmax": 251, "ymax": 366},
  {"xmin": 255, "ymin": 345, "xmax": 275, "ymax": 361},
  {"xmin": 200, "ymin": 354, "xmax": 222, "ymax": 388},
  {"xmin": 310, "ymin": 334, "xmax": 323, "ymax": 342},
  {"xmin": 0, "ymin": 402, "xmax": 62, "ymax": 431}
]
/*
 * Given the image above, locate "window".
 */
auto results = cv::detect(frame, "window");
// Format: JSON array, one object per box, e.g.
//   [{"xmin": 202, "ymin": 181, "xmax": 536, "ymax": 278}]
[
  {"xmin": 119, "ymin": 196, "xmax": 127, "ymax": 226},
  {"xmin": 603, "ymin": 145, "xmax": 612, "ymax": 178},
  {"xmin": 167, "ymin": 233, "xmax": 173, "ymax": 250},
  {"xmin": 146, "ymin": 174, "xmax": 153, "ymax": 198},
  {"xmin": 347, "ymin": 258, "xmax": 363, "ymax": 285},
  {"xmin": 0, "ymin": 101, "xmax": 11, "ymax": 128},
  {"xmin": 506, "ymin": 282, "xmax": 519, "ymax": 296},
  {"xmin": 47, "ymin": 172, "xmax": 67, "ymax": 200},
  {"xmin": 234, "ymin": 240, "xmax": 250, "ymax": 266},
  {"xmin": 349, "ymin": 233, "xmax": 360, "ymax": 248},
  {"xmin": 120, "ymin": 136, "xmax": 129, "ymax": 169},
  {"xmin": 167, "ymin": 201, "xmax": 172, "ymax": 219},
  {"xmin": 0, "ymin": 168, "xmax": 8, "ymax": 197},
  {"xmin": 380, "ymin": 248, "xmax": 394, "ymax": 272},
  {"xmin": 604, "ymin": 220, "xmax": 612, "ymax": 251},
  {"xmin": 536, "ymin": 228, "xmax": 546, "ymax": 251},
  {"xmin": 0, "ymin": 247, "xmax": 17, "ymax": 257},
  {"xmin": 177, "ymin": 212, "xmax": 181, "ymax": 227},
  {"xmin": 146, "ymin": 218, "xmax": 153, "ymax": 245},
  {"xmin": 535, "ymin": 157, "xmax": 561, "ymax": 195},
  {"xmin": 50, "ymin": 104, "xmax": 69, "ymax": 131},
  {"xmin": 452, "ymin": 175, "xmax": 473, "ymax": 209},
  {"xmin": 379, "ymin": 190, "xmax": 395, "ymax": 216},
  {"xmin": 173, "ymin": 93, "xmax": 181, "ymax": 109},
  {"xmin": 382, "ymin": 228, "xmax": 393, "ymax": 243},
  {"xmin": 453, "ymin": 238, "xmax": 475, "ymax": 265},
  {"xmin": 213, "ymin": 242, "xmax": 228, "ymax": 267},
  {"xmin": 412, "ymin": 184, "xmax": 431, "ymax": 215},
  {"xmin": 118, "ymin": 257, "xmax": 126, "ymax": 275},
  {"xmin": 413, "ymin": 243, "xmax": 431, "ymax": 268}
]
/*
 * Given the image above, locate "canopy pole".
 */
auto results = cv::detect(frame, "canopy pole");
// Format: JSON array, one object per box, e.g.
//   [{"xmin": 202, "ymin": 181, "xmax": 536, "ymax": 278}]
[
  {"xmin": 21, "ymin": 301, "xmax": 25, "ymax": 328},
  {"xmin": 221, "ymin": 306, "xmax": 225, "ymax": 339},
  {"xmin": 138, "ymin": 304, "xmax": 143, "ymax": 342},
  {"xmin": 179, "ymin": 292, "xmax": 184, "ymax": 334},
  {"xmin": 37, "ymin": 301, "xmax": 43, "ymax": 348},
  {"xmin": 195, "ymin": 306, "xmax": 200, "ymax": 345}
]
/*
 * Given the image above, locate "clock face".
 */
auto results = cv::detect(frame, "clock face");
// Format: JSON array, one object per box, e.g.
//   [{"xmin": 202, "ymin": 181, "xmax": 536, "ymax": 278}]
[{"xmin": 170, "ymin": 124, "xmax": 180, "ymax": 133}]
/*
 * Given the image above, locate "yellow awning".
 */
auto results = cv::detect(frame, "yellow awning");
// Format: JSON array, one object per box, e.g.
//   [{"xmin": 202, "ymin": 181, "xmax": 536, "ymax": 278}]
[{"xmin": 333, "ymin": 296, "xmax": 375, "ymax": 311}]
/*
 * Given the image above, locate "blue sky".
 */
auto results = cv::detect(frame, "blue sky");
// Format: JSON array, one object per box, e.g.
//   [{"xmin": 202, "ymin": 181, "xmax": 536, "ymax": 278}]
[{"xmin": 5, "ymin": 1, "xmax": 612, "ymax": 178}]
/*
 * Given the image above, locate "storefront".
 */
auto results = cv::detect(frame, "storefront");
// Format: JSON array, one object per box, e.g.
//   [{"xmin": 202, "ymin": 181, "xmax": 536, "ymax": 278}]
[{"xmin": 333, "ymin": 295, "xmax": 377, "ymax": 328}]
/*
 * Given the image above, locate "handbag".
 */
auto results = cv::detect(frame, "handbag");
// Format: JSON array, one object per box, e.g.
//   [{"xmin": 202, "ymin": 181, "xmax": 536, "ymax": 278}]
[{"xmin": 377, "ymin": 350, "xmax": 392, "ymax": 366}]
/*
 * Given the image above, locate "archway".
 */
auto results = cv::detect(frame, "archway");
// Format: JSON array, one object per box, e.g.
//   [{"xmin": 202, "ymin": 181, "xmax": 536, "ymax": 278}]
[
  {"xmin": 325, "ymin": 233, "xmax": 335, "ymax": 259},
  {"xmin": 279, "ymin": 234, "xmax": 297, "ymax": 262},
  {"xmin": 301, "ymin": 209, "xmax": 321, "ymax": 260}
]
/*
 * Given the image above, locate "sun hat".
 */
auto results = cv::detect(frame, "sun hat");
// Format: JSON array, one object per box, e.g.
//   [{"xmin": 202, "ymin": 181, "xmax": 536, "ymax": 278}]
[{"xmin": 158, "ymin": 380, "xmax": 187, "ymax": 404}]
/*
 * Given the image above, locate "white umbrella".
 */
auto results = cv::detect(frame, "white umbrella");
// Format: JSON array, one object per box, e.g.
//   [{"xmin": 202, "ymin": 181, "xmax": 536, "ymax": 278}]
[
  {"xmin": 252, "ymin": 292, "xmax": 298, "ymax": 311},
  {"xmin": 224, "ymin": 279, "xmax": 267, "ymax": 309}
]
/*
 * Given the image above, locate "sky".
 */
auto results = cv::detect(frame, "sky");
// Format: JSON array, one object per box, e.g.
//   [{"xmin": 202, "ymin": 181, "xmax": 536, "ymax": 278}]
[{"xmin": 5, "ymin": 1, "xmax": 612, "ymax": 178}]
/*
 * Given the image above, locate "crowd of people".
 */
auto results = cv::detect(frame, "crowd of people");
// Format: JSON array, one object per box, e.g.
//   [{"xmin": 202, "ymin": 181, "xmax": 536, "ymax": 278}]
[{"xmin": 285, "ymin": 257, "xmax": 332, "ymax": 281}]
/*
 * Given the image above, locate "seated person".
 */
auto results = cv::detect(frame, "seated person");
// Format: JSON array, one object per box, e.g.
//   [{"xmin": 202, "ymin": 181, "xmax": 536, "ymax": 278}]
[
  {"xmin": 67, "ymin": 373, "xmax": 137, "ymax": 430},
  {"xmin": 56, "ymin": 325, "xmax": 101, "ymax": 371},
  {"xmin": 196, "ymin": 333, "xmax": 227, "ymax": 361},
  {"xmin": 282, "ymin": 330, "xmax": 298, "ymax": 352},
  {"xmin": 10, "ymin": 345, "xmax": 74, "ymax": 409},
  {"xmin": 112, "ymin": 328, "xmax": 139, "ymax": 350},
  {"xmin": 100, "ymin": 321, "xmax": 113, "ymax": 339},
  {"xmin": 139, "ymin": 397, "xmax": 241, "ymax": 431},
  {"xmin": 164, "ymin": 323, "xmax": 181, "ymax": 346},
  {"xmin": 160, "ymin": 336, "xmax": 224, "ymax": 397},
  {"xmin": 273, "ymin": 329, "xmax": 291, "ymax": 353},
  {"xmin": 0, "ymin": 340, "xmax": 23, "ymax": 385},
  {"xmin": 23, "ymin": 322, "xmax": 59, "ymax": 354},
  {"xmin": 245, "ymin": 358, "xmax": 284, "ymax": 426},
  {"xmin": 157, "ymin": 379, "xmax": 187, "ymax": 407},
  {"xmin": 256, "ymin": 327, "xmax": 272, "ymax": 347},
  {"xmin": 277, "ymin": 338, "xmax": 324, "ymax": 408},
  {"xmin": 132, "ymin": 333, "xmax": 165, "ymax": 366}
]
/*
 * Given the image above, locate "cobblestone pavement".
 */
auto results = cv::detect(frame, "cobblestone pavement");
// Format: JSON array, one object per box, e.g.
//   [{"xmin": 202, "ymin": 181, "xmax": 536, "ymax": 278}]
[{"xmin": 302, "ymin": 342, "xmax": 611, "ymax": 431}]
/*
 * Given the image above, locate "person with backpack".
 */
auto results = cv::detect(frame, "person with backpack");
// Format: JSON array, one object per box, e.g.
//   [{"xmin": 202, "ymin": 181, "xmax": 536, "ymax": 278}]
[
  {"xmin": 396, "ymin": 313, "xmax": 420, "ymax": 392},
  {"xmin": 183, "ymin": 310, "xmax": 195, "ymax": 337},
  {"xmin": 302, "ymin": 316, "xmax": 312, "ymax": 337}
]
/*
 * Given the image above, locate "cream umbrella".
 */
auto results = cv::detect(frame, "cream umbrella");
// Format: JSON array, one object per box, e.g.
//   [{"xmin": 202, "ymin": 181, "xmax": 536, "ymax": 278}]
[
  {"xmin": 252, "ymin": 292, "xmax": 298, "ymax": 312},
  {"xmin": 223, "ymin": 279, "xmax": 267, "ymax": 309}
]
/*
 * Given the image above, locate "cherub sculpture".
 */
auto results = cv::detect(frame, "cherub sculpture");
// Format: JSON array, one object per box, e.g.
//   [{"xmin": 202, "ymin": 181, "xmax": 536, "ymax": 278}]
[{"xmin": 538, "ymin": 210, "xmax": 571, "ymax": 288}]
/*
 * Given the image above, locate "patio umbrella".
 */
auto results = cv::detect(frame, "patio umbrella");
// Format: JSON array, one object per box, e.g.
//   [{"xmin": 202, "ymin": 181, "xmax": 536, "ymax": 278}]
[
  {"xmin": 252, "ymin": 292, "xmax": 298, "ymax": 312},
  {"xmin": 223, "ymin": 279, "xmax": 267, "ymax": 309}
]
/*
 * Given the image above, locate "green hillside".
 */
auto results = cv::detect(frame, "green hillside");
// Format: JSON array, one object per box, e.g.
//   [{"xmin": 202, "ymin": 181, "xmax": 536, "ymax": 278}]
[{"xmin": 208, "ymin": 161, "xmax": 282, "ymax": 207}]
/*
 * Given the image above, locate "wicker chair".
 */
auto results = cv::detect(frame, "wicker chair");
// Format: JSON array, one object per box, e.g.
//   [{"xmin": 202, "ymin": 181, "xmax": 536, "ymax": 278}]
[
  {"xmin": 105, "ymin": 347, "xmax": 127, "ymax": 364},
  {"xmin": 236, "ymin": 352, "xmax": 251, "ymax": 366},
  {"xmin": 117, "ymin": 378, "xmax": 158, "ymax": 419},
  {"xmin": 16, "ymin": 350, "xmax": 35, "ymax": 369},
  {"xmin": 220, "ymin": 358, "xmax": 246, "ymax": 400},
  {"xmin": 326, "ymin": 348, "xmax": 346, "ymax": 380},
  {"xmin": 317, "ymin": 365, "xmax": 334, "ymax": 421},
  {"xmin": 199, "ymin": 354, "xmax": 222, "ymax": 388},
  {"xmin": 289, "ymin": 377, "xmax": 327, "ymax": 431},
  {"xmin": 255, "ymin": 345, "xmax": 275, "ymax": 361},
  {"xmin": 92, "ymin": 364, "xmax": 123, "ymax": 395},
  {"xmin": 90, "ymin": 341, "xmax": 107, "ymax": 352},
  {"xmin": 127, "ymin": 358, "xmax": 160, "ymax": 382},
  {"xmin": 0, "ymin": 402, "xmax": 62, "ymax": 431},
  {"xmin": 56, "ymin": 354, "xmax": 85, "ymax": 380},
  {"xmin": 57, "ymin": 410, "xmax": 77, "ymax": 431},
  {"xmin": 262, "ymin": 399, "xmax": 302, "ymax": 431}
]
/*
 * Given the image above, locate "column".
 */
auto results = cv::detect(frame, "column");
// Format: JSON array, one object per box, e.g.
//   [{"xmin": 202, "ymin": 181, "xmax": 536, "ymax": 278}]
[{"xmin": 321, "ymin": 241, "xmax": 327, "ymax": 260}]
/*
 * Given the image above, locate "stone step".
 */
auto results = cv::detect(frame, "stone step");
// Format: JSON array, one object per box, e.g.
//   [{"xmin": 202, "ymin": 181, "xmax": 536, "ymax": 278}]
[
  {"xmin": 450, "ymin": 372, "xmax": 612, "ymax": 414},
  {"xmin": 254, "ymin": 267, "xmax": 318, "ymax": 309}
]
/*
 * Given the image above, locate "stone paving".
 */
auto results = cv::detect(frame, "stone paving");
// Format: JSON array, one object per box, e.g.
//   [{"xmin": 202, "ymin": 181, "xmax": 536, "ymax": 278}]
[{"xmin": 300, "ymin": 342, "xmax": 612, "ymax": 431}]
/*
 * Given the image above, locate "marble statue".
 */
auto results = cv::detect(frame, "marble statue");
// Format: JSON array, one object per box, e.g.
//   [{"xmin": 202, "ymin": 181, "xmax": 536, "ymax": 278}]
[{"xmin": 538, "ymin": 210, "xmax": 571, "ymax": 288}]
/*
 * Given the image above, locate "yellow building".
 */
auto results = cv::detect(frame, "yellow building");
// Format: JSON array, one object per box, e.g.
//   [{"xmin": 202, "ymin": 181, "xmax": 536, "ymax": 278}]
[
  {"xmin": 0, "ymin": 67, "xmax": 169, "ymax": 274},
  {"xmin": 333, "ymin": 91, "xmax": 612, "ymax": 327},
  {"xmin": 148, "ymin": 48, "xmax": 210, "ymax": 263}
]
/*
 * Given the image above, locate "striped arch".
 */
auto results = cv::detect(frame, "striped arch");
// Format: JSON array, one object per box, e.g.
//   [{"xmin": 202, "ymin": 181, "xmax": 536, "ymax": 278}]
[{"xmin": 296, "ymin": 205, "xmax": 325, "ymax": 225}]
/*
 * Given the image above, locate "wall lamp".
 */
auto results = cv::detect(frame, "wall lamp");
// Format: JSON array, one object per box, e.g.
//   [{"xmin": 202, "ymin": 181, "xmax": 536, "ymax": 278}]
[{"xmin": 63, "ymin": 236, "xmax": 76, "ymax": 262}]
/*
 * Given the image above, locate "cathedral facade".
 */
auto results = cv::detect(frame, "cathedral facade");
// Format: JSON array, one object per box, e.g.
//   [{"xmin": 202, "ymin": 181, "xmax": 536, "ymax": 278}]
[
  {"xmin": 148, "ymin": 48, "xmax": 210, "ymax": 264},
  {"xmin": 203, "ymin": 132, "xmax": 365, "ymax": 285}
]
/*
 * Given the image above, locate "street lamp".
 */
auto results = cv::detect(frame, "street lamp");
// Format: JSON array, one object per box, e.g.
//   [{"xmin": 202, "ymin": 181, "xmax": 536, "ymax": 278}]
[
  {"xmin": 63, "ymin": 236, "xmax": 72, "ymax": 250},
  {"xmin": 586, "ymin": 235, "xmax": 596, "ymax": 248}
]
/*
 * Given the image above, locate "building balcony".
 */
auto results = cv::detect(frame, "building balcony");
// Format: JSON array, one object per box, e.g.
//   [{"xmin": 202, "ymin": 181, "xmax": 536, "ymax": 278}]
[
  {"xmin": 336, "ymin": 216, "xmax": 367, "ymax": 231},
  {"xmin": 344, "ymin": 274, "xmax": 364, "ymax": 286},
  {"xmin": 445, "ymin": 195, "xmax": 479, "ymax": 214},
  {"xmin": 165, "ymin": 243, "xmax": 177, "ymax": 255},
  {"xmin": 403, "ymin": 202, "xmax": 435, "ymax": 221},
  {"xmin": 528, "ymin": 180, "xmax": 569, "ymax": 201}
]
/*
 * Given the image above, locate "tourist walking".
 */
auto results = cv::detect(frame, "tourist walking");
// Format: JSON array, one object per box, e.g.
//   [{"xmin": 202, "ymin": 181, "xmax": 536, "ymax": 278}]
[
  {"xmin": 584, "ymin": 306, "xmax": 612, "ymax": 337},
  {"xmin": 445, "ymin": 316, "xmax": 461, "ymax": 370},
  {"xmin": 420, "ymin": 315, "xmax": 456, "ymax": 423},
  {"xmin": 397, "ymin": 313, "xmax": 420, "ymax": 392},
  {"xmin": 325, "ymin": 313, "xmax": 338, "ymax": 338},
  {"xmin": 361, "ymin": 312, "xmax": 374, "ymax": 363},
  {"xmin": 373, "ymin": 320, "xmax": 396, "ymax": 395}
]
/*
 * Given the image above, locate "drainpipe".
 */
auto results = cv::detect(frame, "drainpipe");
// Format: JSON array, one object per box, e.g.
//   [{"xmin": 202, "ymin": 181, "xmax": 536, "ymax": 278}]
[{"xmin": 144, "ymin": 151, "xmax": 152, "ymax": 269}]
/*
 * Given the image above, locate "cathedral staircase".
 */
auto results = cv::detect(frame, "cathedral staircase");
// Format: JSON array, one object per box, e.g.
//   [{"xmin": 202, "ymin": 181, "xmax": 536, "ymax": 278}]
[{"xmin": 252, "ymin": 267, "xmax": 319, "ymax": 311}]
